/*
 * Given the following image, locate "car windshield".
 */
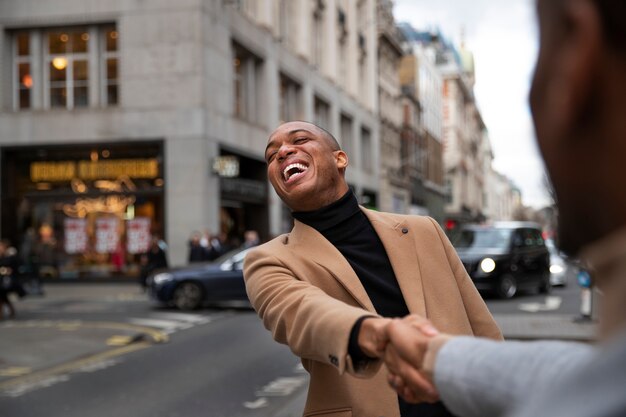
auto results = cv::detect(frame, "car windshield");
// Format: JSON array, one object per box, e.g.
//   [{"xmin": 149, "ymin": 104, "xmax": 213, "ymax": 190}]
[
  {"xmin": 212, "ymin": 247, "xmax": 249, "ymax": 265},
  {"xmin": 453, "ymin": 228, "xmax": 513, "ymax": 250}
]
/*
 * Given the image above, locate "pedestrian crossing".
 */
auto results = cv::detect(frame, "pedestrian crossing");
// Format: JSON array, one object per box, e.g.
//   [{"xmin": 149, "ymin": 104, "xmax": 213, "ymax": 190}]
[{"xmin": 128, "ymin": 312, "xmax": 213, "ymax": 335}]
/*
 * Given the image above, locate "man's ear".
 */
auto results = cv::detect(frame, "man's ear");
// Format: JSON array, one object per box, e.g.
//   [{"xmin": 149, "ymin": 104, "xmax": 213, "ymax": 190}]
[
  {"xmin": 548, "ymin": 0, "xmax": 602, "ymax": 137},
  {"xmin": 334, "ymin": 150, "xmax": 349, "ymax": 170}
]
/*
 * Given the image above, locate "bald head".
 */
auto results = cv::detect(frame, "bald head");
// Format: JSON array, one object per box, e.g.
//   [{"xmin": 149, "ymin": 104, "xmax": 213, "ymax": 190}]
[{"xmin": 268, "ymin": 121, "xmax": 341, "ymax": 153}]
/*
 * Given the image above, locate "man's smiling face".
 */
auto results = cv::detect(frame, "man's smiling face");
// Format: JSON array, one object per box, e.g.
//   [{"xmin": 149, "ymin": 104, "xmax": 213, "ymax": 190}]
[{"xmin": 265, "ymin": 121, "xmax": 349, "ymax": 212}]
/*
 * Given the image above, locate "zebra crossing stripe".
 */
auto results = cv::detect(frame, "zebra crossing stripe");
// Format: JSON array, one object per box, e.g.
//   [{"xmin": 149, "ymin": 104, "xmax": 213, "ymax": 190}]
[
  {"xmin": 149, "ymin": 312, "xmax": 212, "ymax": 325},
  {"xmin": 128, "ymin": 318, "xmax": 193, "ymax": 334}
]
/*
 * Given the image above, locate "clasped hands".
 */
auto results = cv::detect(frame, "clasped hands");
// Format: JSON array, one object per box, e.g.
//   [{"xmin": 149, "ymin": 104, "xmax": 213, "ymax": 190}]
[{"xmin": 358, "ymin": 315, "xmax": 450, "ymax": 404}]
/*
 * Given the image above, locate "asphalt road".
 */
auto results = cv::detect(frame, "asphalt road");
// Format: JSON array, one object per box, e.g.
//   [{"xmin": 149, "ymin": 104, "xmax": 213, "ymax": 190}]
[
  {"xmin": 0, "ymin": 274, "xmax": 590, "ymax": 417},
  {"xmin": 0, "ymin": 287, "xmax": 307, "ymax": 417},
  {"xmin": 484, "ymin": 274, "xmax": 584, "ymax": 316}
]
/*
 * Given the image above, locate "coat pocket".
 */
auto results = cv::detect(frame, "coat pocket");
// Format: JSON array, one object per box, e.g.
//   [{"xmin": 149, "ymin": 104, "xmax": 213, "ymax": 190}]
[{"xmin": 304, "ymin": 407, "xmax": 352, "ymax": 417}]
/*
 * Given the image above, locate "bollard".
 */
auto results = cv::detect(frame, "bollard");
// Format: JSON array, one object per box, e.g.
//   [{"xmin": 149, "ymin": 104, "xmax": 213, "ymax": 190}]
[{"xmin": 574, "ymin": 268, "xmax": 593, "ymax": 323}]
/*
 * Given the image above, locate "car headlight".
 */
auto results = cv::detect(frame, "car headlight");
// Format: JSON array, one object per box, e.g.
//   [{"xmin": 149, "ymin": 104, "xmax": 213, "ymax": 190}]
[
  {"xmin": 480, "ymin": 258, "xmax": 496, "ymax": 273},
  {"xmin": 152, "ymin": 272, "xmax": 174, "ymax": 285},
  {"xmin": 550, "ymin": 264, "xmax": 564, "ymax": 274}
]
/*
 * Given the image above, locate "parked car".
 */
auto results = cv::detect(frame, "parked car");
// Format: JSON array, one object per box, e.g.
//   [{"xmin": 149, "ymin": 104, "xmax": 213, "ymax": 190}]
[
  {"xmin": 545, "ymin": 239, "xmax": 575, "ymax": 287},
  {"xmin": 147, "ymin": 247, "xmax": 251, "ymax": 310},
  {"xmin": 452, "ymin": 222, "xmax": 551, "ymax": 299}
]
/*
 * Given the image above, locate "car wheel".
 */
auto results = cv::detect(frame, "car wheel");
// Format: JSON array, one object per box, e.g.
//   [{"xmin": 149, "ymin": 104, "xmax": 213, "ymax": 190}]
[
  {"xmin": 497, "ymin": 274, "xmax": 517, "ymax": 299},
  {"xmin": 173, "ymin": 282, "xmax": 204, "ymax": 310},
  {"xmin": 539, "ymin": 273, "xmax": 552, "ymax": 294}
]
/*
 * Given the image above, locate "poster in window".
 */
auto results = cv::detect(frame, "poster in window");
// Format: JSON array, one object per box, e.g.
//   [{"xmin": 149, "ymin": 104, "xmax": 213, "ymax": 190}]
[
  {"xmin": 127, "ymin": 217, "xmax": 151, "ymax": 254},
  {"xmin": 95, "ymin": 217, "xmax": 119, "ymax": 253},
  {"xmin": 64, "ymin": 218, "xmax": 88, "ymax": 254}
]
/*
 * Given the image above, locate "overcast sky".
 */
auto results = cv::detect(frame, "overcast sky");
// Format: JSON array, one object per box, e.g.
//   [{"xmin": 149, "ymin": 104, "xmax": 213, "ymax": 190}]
[{"xmin": 393, "ymin": 0, "xmax": 552, "ymax": 208}]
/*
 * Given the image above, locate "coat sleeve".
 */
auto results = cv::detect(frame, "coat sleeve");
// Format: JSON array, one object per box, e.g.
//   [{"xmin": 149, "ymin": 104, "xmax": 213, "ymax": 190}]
[
  {"xmin": 243, "ymin": 245, "xmax": 382, "ymax": 377},
  {"xmin": 428, "ymin": 217, "xmax": 503, "ymax": 340},
  {"xmin": 434, "ymin": 337, "xmax": 594, "ymax": 417}
]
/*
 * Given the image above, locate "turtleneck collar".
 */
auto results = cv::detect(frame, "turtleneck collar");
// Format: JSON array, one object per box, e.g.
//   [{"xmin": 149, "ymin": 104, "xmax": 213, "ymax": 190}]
[{"xmin": 292, "ymin": 190, "xmax": 361, "ymax": 233}]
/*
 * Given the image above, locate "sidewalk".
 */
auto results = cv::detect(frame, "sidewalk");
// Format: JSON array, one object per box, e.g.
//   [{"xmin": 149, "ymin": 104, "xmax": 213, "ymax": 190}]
[{"xmin": 493, "ymin": 313, "xmax": 597, "ymax": 342}]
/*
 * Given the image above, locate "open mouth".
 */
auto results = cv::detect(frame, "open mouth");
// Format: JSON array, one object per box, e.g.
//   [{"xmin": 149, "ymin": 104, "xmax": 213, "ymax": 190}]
[{"xmin": 283, "ymin": 163, "xmax": 309, "ymax": 183}]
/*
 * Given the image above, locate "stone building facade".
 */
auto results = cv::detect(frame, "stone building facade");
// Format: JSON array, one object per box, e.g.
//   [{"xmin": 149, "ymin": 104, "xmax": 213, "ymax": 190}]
[{"xmin": 0, "ymin": 0, "xmax": 382, "ymax": 277}]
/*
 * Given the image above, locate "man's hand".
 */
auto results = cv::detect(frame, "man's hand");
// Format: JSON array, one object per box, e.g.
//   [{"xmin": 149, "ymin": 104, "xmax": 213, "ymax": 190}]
[
  {"xmin": 383, "ymin": 315, "xmax": 447, "ymax": 403},
  {"xmin": 358, "ymin": 317, "xmax": 392, "ymax": 358}
]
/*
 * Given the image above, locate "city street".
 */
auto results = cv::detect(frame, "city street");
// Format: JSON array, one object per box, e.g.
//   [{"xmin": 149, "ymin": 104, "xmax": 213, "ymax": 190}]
[
  {"xmin": 0, "ymin": 284, "xmax": 307, "ymax": 417},
  {"xmin": 0, "ymin": 277, "xmax": 596, "ymax": 416}
]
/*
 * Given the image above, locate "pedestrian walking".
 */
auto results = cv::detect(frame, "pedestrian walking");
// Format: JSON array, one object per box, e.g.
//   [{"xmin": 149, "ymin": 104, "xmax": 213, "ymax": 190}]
[
  {"xmin": 188, "ymin": 231, "xmax": 208, "ymax": 263},
  {"xmin": 139, "ymin": 236, "xmax": 168, "ymax": 290},
  {"xmin": 0, "ymin": 240, "xmax": 19, "ymax": 320}
]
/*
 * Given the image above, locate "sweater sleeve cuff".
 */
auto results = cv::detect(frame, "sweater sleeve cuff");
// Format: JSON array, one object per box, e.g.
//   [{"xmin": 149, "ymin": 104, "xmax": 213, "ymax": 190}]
[
  {"xmin": 423, "ymin": 334, "xmax": 454, "ymax": 381},
  {"xmin": 348, "ymin": 315, "xmax": 378, "ymax": 364}
]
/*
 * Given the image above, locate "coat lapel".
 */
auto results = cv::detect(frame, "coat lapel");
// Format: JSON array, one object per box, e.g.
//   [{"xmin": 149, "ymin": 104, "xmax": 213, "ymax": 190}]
[
  {"xmin": 289, "ymin": 219, "xmax": 376, "ymax": 312},
  {"xmin": 363, "ymin": 209, "xmax": 427, "ymax": 317}
]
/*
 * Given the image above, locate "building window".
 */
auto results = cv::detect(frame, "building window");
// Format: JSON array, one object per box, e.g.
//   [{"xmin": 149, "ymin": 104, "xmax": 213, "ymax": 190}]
[
  {"xmin": 314, "ymin": 96, "xmax": 330, "ymax": 131},
  {"xmin": 311, "ymin": 0, "xmax": 325, "ymax": 68},
  {"xmin": 337, "ymin": 7, "xmax": 348, "ymax": 86},
  {"xmin": 278, "ymin": 0, "xmax": 296, "ymax": 50},
  {"xmin": 46, "ymin": 28, "xmax": 92, "ymax": 108},
  {"xmin": 361, "ymin": 127, "xmax": 373, "ymax": 173},
  {"xmin": 279, "ymin": 74, "xmax": 301, "ymax": 123},
  {"xmin": 233, "ymin": 42, "xmax": 263, "ymax": 123},
  {"xmin": 11, "ymin": 24, "xmax": 118, "ymax": 111},
  {"xmin": 340, "ymin": 114, "xmax": 353, "ymax": 159},
  {"xmin": 13, "ymin": 32, "xmax": 32, "ymax": 109},
  {"xmin": 102, "ymin": 26, "xmax": 119, "ymax": 106}
]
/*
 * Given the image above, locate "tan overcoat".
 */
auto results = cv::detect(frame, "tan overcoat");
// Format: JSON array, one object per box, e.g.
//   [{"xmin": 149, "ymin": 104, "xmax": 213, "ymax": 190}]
[{"xmin": 244, "ymin": 209, "xmax": 502, "ymax": 417}]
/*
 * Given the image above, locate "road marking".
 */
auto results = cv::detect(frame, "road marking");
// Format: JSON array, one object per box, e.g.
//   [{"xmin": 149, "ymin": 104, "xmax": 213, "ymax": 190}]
[
  {"xmin": 0, "ymin": 320, "xmax": 169, "ymax": 344},
  {"xmin": 0, "ymin": 367, "xmax": 32, "ymax": 377},
  {"xmin": 106, "ymin": 335, "xmax": 137, "ymax": 346},
  {"xmin": 243, "ymin": 398, "xmax": 269, "ymax": 409},
  {"xmin": 150, "ymin": 312, "xmax": 212, "ymax": 325},
  {"xmin": 255, "ymin": 376, "xmax": 307, "ymax": 397},
  {"xmin": 0, "ymin": 342, "xmax": 150, "ymax": 397},
  {"xmin": 518, "ymin": 296, "xmax": 562, "ymax": 313},
  {"xmin": 128, "ymin": 318, "xmax": 193, "ymax": 334}
]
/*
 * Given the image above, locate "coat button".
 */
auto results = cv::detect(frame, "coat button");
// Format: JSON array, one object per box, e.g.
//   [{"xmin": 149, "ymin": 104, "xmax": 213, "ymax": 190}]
[
  {"xmin": 328, "ymin": 355, "xmax": 339, "ymax": 366},
  {"xmin": 401, "ymin": 227, "xmax": 408, "ymax": 234}
]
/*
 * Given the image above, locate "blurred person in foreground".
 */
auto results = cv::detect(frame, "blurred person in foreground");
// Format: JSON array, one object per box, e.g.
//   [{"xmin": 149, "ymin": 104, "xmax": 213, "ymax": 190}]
[
  {"xmin": 381, "ymin": 1, "xmax": 626, "ymax": 416},
  {"xmin": 243, "ymin": 120, "xmax": 502, "ymax": 417}
]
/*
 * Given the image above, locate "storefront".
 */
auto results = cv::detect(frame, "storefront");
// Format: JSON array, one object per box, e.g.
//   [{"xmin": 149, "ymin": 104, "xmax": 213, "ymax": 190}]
[
  {"xmin": 0, "ymin": 141, "xmax": 165, "ymax": 279},
  {"xmin": 215, "ymin": 149, "xmax": 268, "ymax": 244}
]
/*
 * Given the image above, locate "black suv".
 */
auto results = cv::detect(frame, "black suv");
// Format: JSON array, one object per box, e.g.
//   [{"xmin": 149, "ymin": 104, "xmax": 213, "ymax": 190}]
[{"xmin": 451, "ymin": 222, "xmax": 551, "ymax": 298}]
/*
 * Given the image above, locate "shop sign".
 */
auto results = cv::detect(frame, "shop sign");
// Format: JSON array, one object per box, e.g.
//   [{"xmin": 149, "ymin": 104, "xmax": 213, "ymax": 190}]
[
  {"xmin": 64, "ymin": 218, "xmax": 88, "ymax": 254},
  {"xmin": 95, "ymin": 217, "xmax": 120, "ymax": 253},
  {"xmin": 30, "ymin": 159, "xmax": 159, "ymax": 182},
  {"xmin": 220, "ymin": 178, "xmax": 267, "ymax": 204},
  {"xmin": 127, "ymin": 217, "xmax": 151, "ymax": 254}
]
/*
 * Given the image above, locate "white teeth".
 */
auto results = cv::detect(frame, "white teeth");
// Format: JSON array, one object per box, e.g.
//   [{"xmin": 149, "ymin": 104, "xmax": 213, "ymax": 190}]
[{"xmin": 283, "ymin": 163, "xmax": 308, "ymax": 181}]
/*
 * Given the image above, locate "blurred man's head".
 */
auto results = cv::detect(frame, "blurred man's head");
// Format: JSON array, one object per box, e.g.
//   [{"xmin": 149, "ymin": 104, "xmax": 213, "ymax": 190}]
[
  {"xmin": 265, "ymin": 121, "xmax": 349, "ymax": 212},
  {"xmin": 530, "ymin": 0, "xmax": 626, "ymax": 255}
]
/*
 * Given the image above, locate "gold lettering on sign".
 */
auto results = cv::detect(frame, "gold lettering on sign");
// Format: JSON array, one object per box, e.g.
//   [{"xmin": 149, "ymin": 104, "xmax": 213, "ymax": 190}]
[
  {"xmin": 77, "ymin": 159, "xmax": 158, "ymax": 180},
  {"xmin": 30, "ymin": 159, "xmax": 159, "ymax": 182},
  {"xmin": 30, "ymin": 162, "xmax": 76, "ymax": 182}
]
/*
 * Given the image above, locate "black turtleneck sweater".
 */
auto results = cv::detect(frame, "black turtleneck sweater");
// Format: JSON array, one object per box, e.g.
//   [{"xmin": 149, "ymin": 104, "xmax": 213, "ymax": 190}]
[{"xmin": 292, "ymin": 190, "xmax": 455, "ymax": 417}]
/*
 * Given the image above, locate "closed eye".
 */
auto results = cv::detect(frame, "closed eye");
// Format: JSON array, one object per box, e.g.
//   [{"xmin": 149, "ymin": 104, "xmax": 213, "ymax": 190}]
[
  {"xmin": 293, "ymin": 137, "xmax": 309, "ymax": 144},
  {"xmin": 266, "ymin": 151, "xmax": 277, "ymax": 164}
]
